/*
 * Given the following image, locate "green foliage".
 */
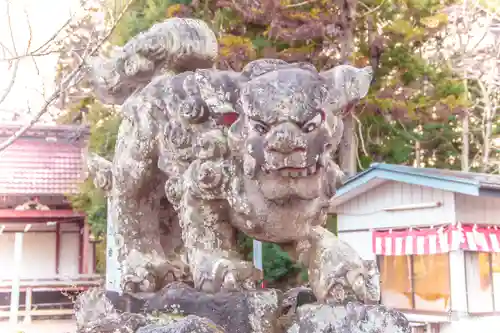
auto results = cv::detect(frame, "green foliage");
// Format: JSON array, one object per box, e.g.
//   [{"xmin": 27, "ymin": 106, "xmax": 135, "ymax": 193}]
[
  {"xmin": 237, "ymin": 233, "xmax": 305, "ymax": 285},
  {"xmin": 354, "ymin": 0, "xmax": 467, "ymax": 169},
  {"xmin": 262, "ymin": 243, "xmax": 300, "ymax": 283},
  {"xmin": 326, "ymin": 215, "xmax": 338, "ymax": 235}
]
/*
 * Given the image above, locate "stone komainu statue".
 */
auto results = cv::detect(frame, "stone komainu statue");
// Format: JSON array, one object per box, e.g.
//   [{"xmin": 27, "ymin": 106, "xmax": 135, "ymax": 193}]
[{"xmin": 88, "ymin": 17, "xmax": 379, "ymax": 305}]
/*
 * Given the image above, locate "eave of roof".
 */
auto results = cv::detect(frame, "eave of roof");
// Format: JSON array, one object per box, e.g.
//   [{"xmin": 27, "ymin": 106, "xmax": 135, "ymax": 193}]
[
  {"xmin": 334, "ymin": 163, "xmax": 500, "ymax": 205},
  {"xmin": 0, "ymin": 209, "xmax": 86, "ymax": 223},
  {"xmin": 0, "ymin": 123, "xmax": 90, "ymax": 145}
]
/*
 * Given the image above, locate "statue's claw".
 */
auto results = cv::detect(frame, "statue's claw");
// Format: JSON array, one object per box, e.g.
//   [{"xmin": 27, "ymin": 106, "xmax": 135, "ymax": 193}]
[
  {"xmin": 221, "ymin": 270, "xmax": 239, "ymax": 291},
  {"xmin": 325, "ymin": 282, "xmax": 348, "ymax": 305},
  {"xmin": 120, "ymin": 251, "xmax": 187, "ymax": 294},
  {"xmin": 306, "ymin": 226, "xmax": 379, "ymax": 305},
  {"xmin": 122, "ymin": 272, "xmax": 157, "ymax": 294},
  {"xmin": 310, "ymin": 261, "xmax": 381, "ymax": 306},
  {"xmin": 194, "ymin": 255, "xmax": 256, "ymax": 293}
]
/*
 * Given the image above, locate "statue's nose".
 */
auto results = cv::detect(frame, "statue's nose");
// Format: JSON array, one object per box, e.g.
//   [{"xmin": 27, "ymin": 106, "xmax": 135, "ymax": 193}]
[{"xmin": 266, "ymin": 123, "xmax": 306, "ymax": 154}]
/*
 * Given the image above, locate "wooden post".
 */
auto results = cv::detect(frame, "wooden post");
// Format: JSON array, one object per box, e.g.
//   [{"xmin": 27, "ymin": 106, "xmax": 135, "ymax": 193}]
[
  {"xmin": 23, "ymin": 287, "xmax": 32, "ymax": 324},
  {"xmin": 414, "ymin": 140, "xmax": 421, "ymax": 168},
  {"xmin": 10, "ymin": 232, "xmax": 23, "ymax": 326},
  {"xmin": 55, "ymin": 222, "xmax": 60, "ymax": 275},
  {"xmin": 81, "ymin": 220, "xmax": 90, "ymax": 274},
  {"xmin": 92, "ymin": 242, "xmax": 97, "ymax": 274},
  {"xmin": 339, "ymin": 113, "xmax": 358, "ymax": 177},
  {"xmin": 79, "ymin": 221, "xmax": 83, "ymax": 275}
]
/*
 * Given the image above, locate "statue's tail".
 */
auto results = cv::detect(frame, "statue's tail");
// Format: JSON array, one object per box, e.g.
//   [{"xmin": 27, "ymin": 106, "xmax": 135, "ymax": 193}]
[{"xmin": 89, "ymin": 18, "xmax": 218, "ymax": 105}]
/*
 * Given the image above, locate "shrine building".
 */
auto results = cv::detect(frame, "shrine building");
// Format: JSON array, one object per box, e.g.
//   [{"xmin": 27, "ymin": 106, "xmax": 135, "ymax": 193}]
[
  {"xmin": 0, "ymin": 123, "xmax": 99, "ymax": 322},
  {"xmin": 330, "ymin": 163, "xmax": 500, "ymax": 333}
]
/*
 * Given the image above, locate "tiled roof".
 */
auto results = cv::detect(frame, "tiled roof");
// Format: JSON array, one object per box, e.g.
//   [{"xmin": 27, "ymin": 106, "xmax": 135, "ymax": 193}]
[{"xmin": 0, "ymin": 124, "xmax": 90, "ymax": 195}]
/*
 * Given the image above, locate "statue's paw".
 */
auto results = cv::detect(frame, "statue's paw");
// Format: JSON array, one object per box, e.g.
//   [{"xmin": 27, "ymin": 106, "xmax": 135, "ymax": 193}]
[
  {"xmin": 194, "ymin": 256, "xmax": 256, "ymax": 293},
  {"xmin": 307, "ymin": 227, "xmax": 379, "ymax": 305},
  {"xmin": 324, "ymin": 267, "xmax": 380, "ymax": 305},
  {"xmin": 324, "ymin": 281, "xmax": 350, "ymax": 305},
  {"xmin": 122, "ymin": 270, "xmax": 157, "ymax": 294},
  {"xmin": 121, "ymin": 249, "xmax": 188, "ymax": 294},
  {"xmin": 311, "ymin": 270, "xmax": 370, "ymax": 306}
]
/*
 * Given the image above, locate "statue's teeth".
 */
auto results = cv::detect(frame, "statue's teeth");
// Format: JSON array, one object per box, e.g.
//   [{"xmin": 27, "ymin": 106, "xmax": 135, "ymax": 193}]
[
  {"xmin": 308, "ymin": 164, "xmax": 317, "ymax": 175},
  {"xmin": 279, "ymin": 170, "xmax": 291, "ymax": 177},
  {"xmin": 277, "ymin": 168, "xmax": 316, "ymax": 178}
]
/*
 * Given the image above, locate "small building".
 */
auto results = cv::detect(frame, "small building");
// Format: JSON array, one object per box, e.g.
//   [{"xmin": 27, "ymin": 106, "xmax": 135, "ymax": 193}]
[
  {"xmin": 330, "ymin": 163, "xmax": 500, "ymax": 333},
  {"xmin": 0, "ymin": 123, "xmax": 99, "ymax": 321}
]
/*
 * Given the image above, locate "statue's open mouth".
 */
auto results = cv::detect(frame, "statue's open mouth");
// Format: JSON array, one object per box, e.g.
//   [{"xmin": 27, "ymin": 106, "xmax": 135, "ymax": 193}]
[{"xmin": 263, "ymin": 162, "xmax": 321, "ymax": 178}]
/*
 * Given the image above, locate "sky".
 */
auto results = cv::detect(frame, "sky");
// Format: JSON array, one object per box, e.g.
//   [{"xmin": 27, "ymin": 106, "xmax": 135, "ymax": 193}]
[{"xmin": 0, "ymin": 0, "xmax": 81, "ymax": 122}]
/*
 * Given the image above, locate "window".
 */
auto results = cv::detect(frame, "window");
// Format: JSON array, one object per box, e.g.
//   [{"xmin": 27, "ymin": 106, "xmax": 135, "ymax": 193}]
[
  {"xmin": 465, "ymin": 252, "xmax": 500, "ymax": 312},
  {"xmin": 378, "ymin": 254, "xmax": 451, "ymax": 312},
  {"xmin": 379, "ymin": 255, "xmax": 412, "ymax": 309}
]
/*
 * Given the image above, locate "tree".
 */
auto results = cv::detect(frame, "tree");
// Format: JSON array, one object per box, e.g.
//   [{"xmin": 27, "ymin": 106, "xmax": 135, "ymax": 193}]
[
  {"xmin": 53, "ymin": 0, "xmax": 112, "ymax": 112},
  {"xmin": 423, "ymin": 1, "xmax": 500, "ymax": 172},
  {"xmin": 61, "ymin": 102, "xmax": 120, "ymax": 272},
  {"xmin": 353, "ymin": 0, "xmax": 470, "ymax": 170},
  {"xmin": 54, "ymin": 1, "xmax": 124, "ymax": 267}
]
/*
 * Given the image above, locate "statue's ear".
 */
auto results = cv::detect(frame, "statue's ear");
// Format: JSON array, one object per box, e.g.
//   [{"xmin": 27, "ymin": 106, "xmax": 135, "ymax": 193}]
[
  {"xmin": 194, "ymin": 69, "xmax": 245, "ymax": 126},
  {"xmin": 320, "ymin": 65, "xmax": 373, "ymax": 113}
]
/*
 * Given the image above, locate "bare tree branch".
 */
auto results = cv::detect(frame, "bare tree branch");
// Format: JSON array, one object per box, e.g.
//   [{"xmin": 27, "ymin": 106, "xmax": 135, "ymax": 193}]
[
  {"xmin": 423, "ymin": 0, "xmax": 500, "ymax": 171},
  {"xmin": 0, "ymin": 0, "xmax": 134, "ymax": 152},
  {"xmin": 0, "ymin": 2, "xmax": 82, "ymax": 62},
  {"xmin": 0, "ymin": 0, "xmax": 19, "ymax": 106},
  {"xmin": 357, "ymin": 0, "xmax": 388, "ymax": 18},
  {"xmin": 284, "ymin": 0, "xmax": 319, "ymax": 9},
  {"xmin": 353, "ymin": 113, "xmax": 369, "ymax": 157},
  {"xmin": 0, "ymin": 58, "xmax": 18, "ymax": 106}
]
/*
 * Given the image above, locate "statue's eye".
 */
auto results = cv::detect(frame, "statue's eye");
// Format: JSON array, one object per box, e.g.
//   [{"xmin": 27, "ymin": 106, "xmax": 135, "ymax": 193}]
[
  {"xmin": 249, "ymin": 119, "xmax": 269, "ymax": 134},
  {"xmin": 192, "ymin": 106, "xmax": 206, "ymax": 120},
  {"xmin": 302, "ymin": 111, "xmax": 324, "ymax": 133}
]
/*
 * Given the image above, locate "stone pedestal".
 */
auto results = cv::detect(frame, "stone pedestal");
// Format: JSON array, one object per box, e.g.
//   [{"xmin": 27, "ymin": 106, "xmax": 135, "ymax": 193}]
[
  {"xmin": 75, "ymin": 283, "xmax": 280, "ymax": 333},
  {"xmin": 75, "ymin": 284, "xmax": 410, "ymax": 333}
]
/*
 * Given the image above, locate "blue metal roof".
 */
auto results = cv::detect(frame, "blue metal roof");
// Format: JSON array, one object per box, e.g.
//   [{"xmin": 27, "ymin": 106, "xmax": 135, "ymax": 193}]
[{"xmin": 336, "ymin": 163, "xmax": 500, "ymax": 198}]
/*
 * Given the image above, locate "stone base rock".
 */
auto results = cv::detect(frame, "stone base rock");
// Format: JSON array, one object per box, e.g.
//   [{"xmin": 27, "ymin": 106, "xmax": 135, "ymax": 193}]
[
  {"xmin": 75, "ymin": 285, "xmax": 410, "ymax": 333},
  {"xmin": 136, "ymin": 316, "xmax": 224, "ymax": 333},
  {"xmin": 75, "ymin": 283, "xmax": 281, "ymax": 333},
  {"xmin": 286, "ymin": 302, "xmax": 411, "ymax": 333},
  {"xmin": 142, "ymin": 282, "xmax": 280, "ymax": 333},
  {"xmin": 75, "ymin": 288, "xmax": 148, "ymax": 333}
]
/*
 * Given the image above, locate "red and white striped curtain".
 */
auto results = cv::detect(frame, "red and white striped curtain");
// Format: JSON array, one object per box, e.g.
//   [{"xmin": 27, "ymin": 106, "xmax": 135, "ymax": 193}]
[{"xmin": 373, "ymin": 224, "xmax": 500, "ymax": 256}]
